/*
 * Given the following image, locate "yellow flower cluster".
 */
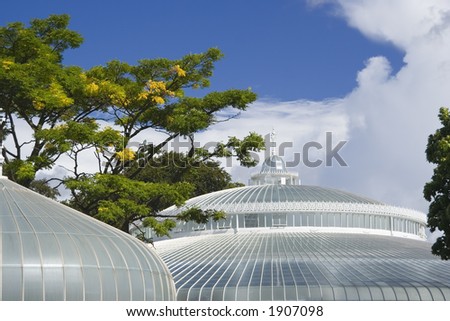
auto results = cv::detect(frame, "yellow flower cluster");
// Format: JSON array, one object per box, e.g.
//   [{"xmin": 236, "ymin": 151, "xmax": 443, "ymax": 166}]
[
  {"xmin": 1, "ymin": 60, "xmax": 14, "ymax": 70},
  {"xmin": 137, "ymin": 91, "xmax": 149, "ymax": 100},
  {"xmin": 172, "ymin": 64, "xmax": 186, "ymax": 77},
  {"xmin": 147, "ymin": 80, "xmax": 167, "ymax": 93},
  {"xmin": 49, "ymin": 82, "xmax": 74, "ymax": 107},
  {"xmin": 85, "ymin": 82, "xmax": 99, "ymax": 95},
  {"xmin": 152, "ymin": 96, "xmax": 165, "ymax": 104},
  {"xmin": 115, "ymin": 148, "xmax": 136, "ymax": 162},
  {"xmin": 137, "ymin": 80, "xmax": 175, "ymax": 105},
  {"xmin": 32, "ymin": 100, "xmax": 45, "ymax": 110}
]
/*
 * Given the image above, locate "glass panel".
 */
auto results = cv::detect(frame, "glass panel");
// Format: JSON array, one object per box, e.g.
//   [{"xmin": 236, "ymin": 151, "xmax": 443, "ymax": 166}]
[
  {"xmin": 287, "ymin": 213, "xmax": 294, "ymax": 227},
  {"xmin": 23, "ymin": 266, "xmax": 43, "ymax": 300},
  {"xmin": 83, "ymin": 267, "xmax": 102, "ymax": 300},
  {"xmin": 21, "ymin": 233, "xmax": 41, "ymax": 265},
  {"xmin": 345, "ymin": 287, "xmax": 359, "ymax": 300},
  {"xmin": 14, "ymin": 216, "xmax": 33, "ymax": 232},
  {"xmin": 37, "ymin": 234, "xmax": 62, "ymax": 265},
  {"xmin": 2, "ymin": 233, "xmax": 22, "ymax": 265},
  {"xmin": 186, "ymin": 288, "xmax": 201, "ymax": 300},
  {"xmin": 273, "ymin": 214, "xmax": 287, "ymax": 227},
  {"xmin": 43, "ymin": 267, "xmax": 64, "ymax": 300},
  {"xmin": 1, "ymin": 216, "xmax": 18, "ymax": 232},
  {"xmin": 364, "ymin": 215, "xmax": 370, "ymax": 228},
  {"xmin": 129, "ymin": 270, "xmax": 145, "ymax": 301},
  {"xmin": 301, "ymin": 213, "xmax": 308, "ymax": 226},
  {"xmin": 261, "ymin": 286, "xmax": 272, "ymax": 300},
  {"xmin": 368, "ymin": 286, "xmax": 384, "ymax": 300},
  {"xmin": 177, "ymin": 288, "xmax": 188, "ymax": 301},
  {"xmin": 64, "ymin": 267, "xmax": 84, "ymax": 300},
  {"xmin": 2, "ymin": 266, "xmax": 23, "ymax": 300},
  {"xmin": 438, "ymin": 287, "xmax": 450, "ymax": 300},
  {"xmin": 416, "ymin": 287, "xmax": 432, "ymax": 300},
  {"xmin": 296, "ymin": 285, "xmax": 310, "ymax": 300},
  {"xmin": 428, "ymin": 287, "xmax": 444, "ymax": 300},
  {"xmin": 211, "ymin": 287, "xmax": 224, "ymax": 301},
  {"xmin": 236, "ymin": 287, "xmax": 249, "ymax": 300},
  {"xmin": 245, "ymin": 214, "xmax": 258, "ymax": 228},
  {"xmin": 381, "ymin": 287, "xmax": 396, "ymax": 300},
  {"xmin": 307, "ymin": 212, "xmax": 315, "ymax": 226},
  {"xmin": 26, "ymin": 217, "xmax": 49, "ymax": 233},
  {"xmin": 357, "ymin": 286, "xmax": 372, "ymax": 300},
  {"xmin": 238, "ymin": 214, "xmax": 245, "ymax": 228},
  {"xmin": 285, "ymin": 286, "xmax": 297, "ymax": 300},
  {"xmin": 115, "ymin": 269, "xmax": 131, "ymax": 300},
  {"xmin": 100, "ymin": 268, "xmax": 117, "ymax": 300},
  {"xmin": 309, "ymin": 286, "xmax": 322, "ymax": 300},
  {"xmin": 332, "ymin": 287, "xmax": 346, "ymax": 300},
  {"xmin": 347, "ymin": 213, "xmax": 353, "ymax": 227},
  {"xmin": 199, "ymin": 288, "xmax": 212, "ymax": 300}
]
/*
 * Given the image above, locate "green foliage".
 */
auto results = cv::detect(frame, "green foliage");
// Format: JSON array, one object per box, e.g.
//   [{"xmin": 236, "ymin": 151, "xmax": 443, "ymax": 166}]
[
  {"xmin": 0, "ymin": 14, "xmax": 88, "ymax": 182},
  {"xmin": 128, "ymin": 151, "xmax": 244, "ymax": 197},
  {"xmin": 2, "ymin": 159, "xmax": 35, "ymax": 186},
  {"xmin": 29, "ymin": 179, "xmax": 60, "ymax": 200},
  {"xmin": 176, "ymin": 207, "xmax": 226, "ymax": 224},
  {"xmin": 142, "ymin": 217, "xmax": 177, "ymax": 238},
  {"xmin": 424, "ymin": 107, "xmax": 450, "ymax": 260},
  {"xmin": 64, "ymin": 173, "xmax": 193, "ymax": 233},
  {"xmin": 194, "ymin": 131, "xmax": 265, "ymax": 167}
]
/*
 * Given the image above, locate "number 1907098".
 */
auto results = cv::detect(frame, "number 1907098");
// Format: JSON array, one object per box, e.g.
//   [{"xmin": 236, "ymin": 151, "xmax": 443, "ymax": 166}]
[{"xmin": 268, "ymin": 305, "xmax": 324, "ymax": 317}]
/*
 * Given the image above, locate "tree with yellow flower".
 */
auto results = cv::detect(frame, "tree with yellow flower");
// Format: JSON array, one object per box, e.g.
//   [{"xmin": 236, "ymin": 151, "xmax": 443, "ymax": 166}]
[{"xmin": 0, "ymin": 14, "xmax": 263, "ymax": 235}]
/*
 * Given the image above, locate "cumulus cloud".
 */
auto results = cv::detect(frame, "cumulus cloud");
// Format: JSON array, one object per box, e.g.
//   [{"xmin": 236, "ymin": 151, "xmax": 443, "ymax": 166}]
[
  {"xmin": 195, "ymin": 99, "xmax": 349, "ymax": 185},
  {"xmin": 215, "ymin": 0, "xmax": 450, "ymax": 221}
]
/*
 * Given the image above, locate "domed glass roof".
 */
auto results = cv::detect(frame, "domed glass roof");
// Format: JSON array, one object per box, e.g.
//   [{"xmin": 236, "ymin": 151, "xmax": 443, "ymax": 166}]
[
  {"xmin": 156, "ymin": 230, "xmax": 450, "ymax": 301},
  {"xmin": 157, "ymin": 184, "xmax": 426, "ymax": 240},
  {"xmin": 150, "ymin": 153, "xmax": 440, "ymax": 301},
  {"xmin": 0, "ymin": 177, "xmax": 176, "ymax": 301},
  {"xmin": 161, "ymin": 184, "xmax": 383, "ymax": 215}
]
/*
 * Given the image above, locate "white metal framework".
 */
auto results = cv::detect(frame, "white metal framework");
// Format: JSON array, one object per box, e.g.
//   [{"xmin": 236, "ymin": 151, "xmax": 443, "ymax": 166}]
[{"xmin": 156, "ymin": 230, "xmax": 450, "ymax": 301}]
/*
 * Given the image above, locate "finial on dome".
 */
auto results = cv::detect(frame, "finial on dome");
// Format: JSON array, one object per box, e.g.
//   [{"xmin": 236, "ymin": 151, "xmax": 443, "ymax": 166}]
[{"xmin": 270, "ymin": 128, "xmax": 277, "ymax": 156}]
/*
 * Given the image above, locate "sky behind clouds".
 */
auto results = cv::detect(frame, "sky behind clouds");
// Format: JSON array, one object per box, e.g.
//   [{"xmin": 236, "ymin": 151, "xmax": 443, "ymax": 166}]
[{"xmin": 2, "ymin": 1, "xmax": 450, "ymax": 230}]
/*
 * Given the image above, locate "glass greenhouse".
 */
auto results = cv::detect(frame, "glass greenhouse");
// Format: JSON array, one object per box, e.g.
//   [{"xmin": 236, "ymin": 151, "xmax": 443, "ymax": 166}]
[
  {"xmin": 152, "ymin": 154, "xmax": 450, "ymax": 301},
  {"xmin": 0, "ymin": 176, "xmax": 176, "ymax": 301}
]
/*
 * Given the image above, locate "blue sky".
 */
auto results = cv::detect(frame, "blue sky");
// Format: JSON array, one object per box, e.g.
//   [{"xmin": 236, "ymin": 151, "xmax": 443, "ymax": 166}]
[
  {"xmin": 2, "ymin": 1, "xmax": 450, "ymax": 227},
  {"xmin": 0, "ymin": 0, "xmax": 403, "ymax": 100}
]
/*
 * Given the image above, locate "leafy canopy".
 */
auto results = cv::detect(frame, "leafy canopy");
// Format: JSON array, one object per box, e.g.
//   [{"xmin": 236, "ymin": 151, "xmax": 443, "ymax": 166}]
[
  {"xmin": 424, "ymin": 107, "xmax": 450, "ymax": 259},
  {"xmin": 0, "ymin": 14, "xmax": 264, "ymax": 237}
]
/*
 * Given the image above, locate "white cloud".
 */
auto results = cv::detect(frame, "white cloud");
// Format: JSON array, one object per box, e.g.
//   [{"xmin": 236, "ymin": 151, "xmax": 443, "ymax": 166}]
[
  {"xmin": 210, "ymin": 1, "xmax": 450, "ymax": 225},
  {"xmin": 195, "ymin": 99, "xmax": 349, "ymax": 185}
]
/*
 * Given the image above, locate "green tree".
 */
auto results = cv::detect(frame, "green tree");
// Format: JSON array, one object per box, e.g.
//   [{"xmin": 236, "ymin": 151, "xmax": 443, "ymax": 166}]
[
  {"xmin": 0, "ymin": 14, "xmax": 85, "ymax": 187},
  {"xmin": 128, "ymin": 151, "xmax": 245, "ymax": 197},
  {"xmin": 424, "ymin": 106, "xmax": 450, "ymax": 260},
  {"xmin": 0, "ymin": 14, "xmax": 264, "ymax": 235}
]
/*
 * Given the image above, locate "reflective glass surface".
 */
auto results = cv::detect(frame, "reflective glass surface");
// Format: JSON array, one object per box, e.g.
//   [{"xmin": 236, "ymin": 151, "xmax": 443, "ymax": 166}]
[
  {"xmin": 0, "ymin": 178, "xmax": 175, "ymax": 301},
  {"xmin": 156, "ymin": 231, "xmax": 450, "ymax": 301}
]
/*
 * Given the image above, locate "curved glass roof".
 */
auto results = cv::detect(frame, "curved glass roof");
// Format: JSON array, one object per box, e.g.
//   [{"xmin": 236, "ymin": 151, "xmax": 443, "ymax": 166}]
[
  {"xmin": 155, "ymin": 185, "xmax": 426, "ymax": 238},
  {"xmin": 162, "ymin": 184, "xmax": 383, "ymax": 215},
  {"xmin": 0, "ymin": 177, "xmax": 175, "ymax": 301},
  {"xmin": 161, "ymin": 185, "xmax": 383, "ymax": 216},
  {"xmin": 155, "ymin": 230, "xmax": 450, "ymax": 301}
]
